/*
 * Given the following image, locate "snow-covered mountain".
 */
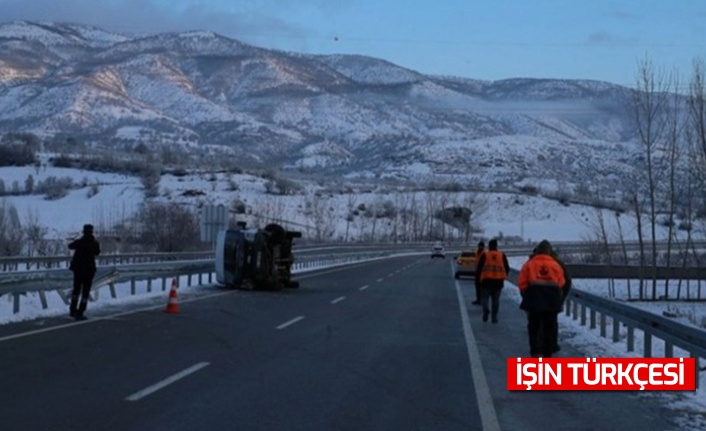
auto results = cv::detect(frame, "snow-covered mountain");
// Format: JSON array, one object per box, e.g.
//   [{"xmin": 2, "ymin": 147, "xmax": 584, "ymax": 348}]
[{"xmin": 0, "ymin": 21, "xmax": 639, "ymax": 194}]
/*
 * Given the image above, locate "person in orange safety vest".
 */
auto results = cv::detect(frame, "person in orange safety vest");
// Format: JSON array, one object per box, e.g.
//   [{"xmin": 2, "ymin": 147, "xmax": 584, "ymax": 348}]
[
  {"xmin": 518, "ymin": 239, "xmax": 566, "ymax": 358},
  {"xmin": 475, "ymin": 238, "xmax": 510, "ymax": 323}
]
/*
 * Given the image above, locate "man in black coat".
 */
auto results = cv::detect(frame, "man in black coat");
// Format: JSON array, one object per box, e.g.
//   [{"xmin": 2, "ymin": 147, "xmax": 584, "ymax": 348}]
[{"xmin": 69, "ymin": 224, "xmax": 101, "ymax": 320}]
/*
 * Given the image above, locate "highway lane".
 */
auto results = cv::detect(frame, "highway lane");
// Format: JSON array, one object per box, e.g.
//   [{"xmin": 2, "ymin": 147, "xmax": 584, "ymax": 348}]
[
  {"xmin": 0, "ymin": 256, "xmax": 486, "ymax": 431},
  {"xmin": 0, "ymin": 255, "xmax": 683, "ymax": 431}
]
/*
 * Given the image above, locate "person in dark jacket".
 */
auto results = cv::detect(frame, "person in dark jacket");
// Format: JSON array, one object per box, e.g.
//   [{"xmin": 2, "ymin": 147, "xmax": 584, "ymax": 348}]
[
  {"xmin": 471, "ymin": 241, "xmax": 485, "ymax": 305},
  {"xmin": 475, "ymin": 238, "xmax": 510, "ymax": 323},
  {"xmin": 68, "ymin": 224, "xmax": 101, "ymax": 320},
  {"xmin": 518, "ymin": 240, "xmax": 566, "ymax": 357}
]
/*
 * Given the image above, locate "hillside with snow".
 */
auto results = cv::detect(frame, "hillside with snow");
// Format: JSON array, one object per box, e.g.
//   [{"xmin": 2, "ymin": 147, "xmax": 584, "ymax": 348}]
[
  {"xmin": 0, "ymin": 159, "xmax": 680, "ymax": 252},
  {"xmin": 0, "ymin": 21, "xmax": 645, "ymax": 200}
]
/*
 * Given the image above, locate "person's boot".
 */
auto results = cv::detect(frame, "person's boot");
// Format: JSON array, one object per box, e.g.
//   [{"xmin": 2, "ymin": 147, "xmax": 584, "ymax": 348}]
[{"xmin": 69, "ymin": 295, "xmax": 78, "ymax": 318}]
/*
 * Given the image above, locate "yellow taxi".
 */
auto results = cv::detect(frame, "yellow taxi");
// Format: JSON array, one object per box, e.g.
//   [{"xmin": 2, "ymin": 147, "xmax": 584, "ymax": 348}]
[{"xmin": 454, "ymin": 250, "xmax": 477, "ymax": 279}]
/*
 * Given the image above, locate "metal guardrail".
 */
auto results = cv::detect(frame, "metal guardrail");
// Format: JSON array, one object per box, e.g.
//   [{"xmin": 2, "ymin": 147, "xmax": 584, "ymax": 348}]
[
  {"xmin": 0, "ymin": 251, "xmax": 215, "ymax": 272},
  {"xmin": 563, "ymin": 264, "xmax": 706, "ymax": 280},
  {"xmin": 507, "ymin": 269, "xmax": 706, "ymax": 388},
  {"xmin": 0, "ymin": 260, "xmax": 215, "ymax": 314},
  {"xmin": 0, "ymin": 244, "xmax": 433, "ymax": 272},
  {"xmin": 0, "ymin": 250, "xmax": 403, "ymax": 315}
]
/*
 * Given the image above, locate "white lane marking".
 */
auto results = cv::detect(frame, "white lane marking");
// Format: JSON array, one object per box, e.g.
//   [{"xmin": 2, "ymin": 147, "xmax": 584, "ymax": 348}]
[
  {"xmin": 387, "ymin": 273, "xmax": 394, "ymax": 277},
  {"xmin": 376, "ymin": 278, "xmax": 384, "ymax": 283},
  {"xmin": 452, "ymin": 267, "xmax": 501, "ymax": 431},
  {"xmin": 359, "ymin": 285, "xmax": 369, "ymax": 291},
  {"xmin": 125, "ymin": 362, "xmax": 210, "ymax": 402},
  {"xmin": 0, "ymin": 290, "xmax": 237, "ymax": 344},
  {"xmin": 276, "ymin": 316, "xmax": 305, "ymax": 330},
  {"xmin": 330, "ymin": 296, "xmax": 346, "ymax": 304}
]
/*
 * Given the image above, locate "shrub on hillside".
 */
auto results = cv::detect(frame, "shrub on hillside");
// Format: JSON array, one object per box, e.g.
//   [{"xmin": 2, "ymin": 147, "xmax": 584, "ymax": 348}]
[
  {"xmin": 0, "ymin": 201, "xmax": 23, "ymax": 256},
  {"xmin": 35, "ymin": 176, "xmax": 74, "ymax": 200},
  {"xmin": 135, "ymin": 202, "xmax": 200, "ymax": 252},
  {"xmin": 0, "ymin": 143, "xmax": 36, "ymax": 167}
]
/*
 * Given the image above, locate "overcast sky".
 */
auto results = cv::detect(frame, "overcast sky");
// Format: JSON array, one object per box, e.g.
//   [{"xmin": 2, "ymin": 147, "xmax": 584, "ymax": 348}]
[{"xmin": 2, "ymin": 0, "xmax": 705, "ymax": 87}]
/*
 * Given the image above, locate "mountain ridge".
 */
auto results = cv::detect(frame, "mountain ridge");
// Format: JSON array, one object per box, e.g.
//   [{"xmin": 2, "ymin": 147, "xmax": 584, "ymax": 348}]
[{"xmin": 0, "ymin": 20, "xmax": 640, "ymax": 198}]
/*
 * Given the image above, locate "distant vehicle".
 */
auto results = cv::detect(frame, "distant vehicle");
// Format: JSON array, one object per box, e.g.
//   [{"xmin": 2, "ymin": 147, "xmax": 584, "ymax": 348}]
[
  {"xmin": 454, "ymin": 251, "xmax": 477, "ymax": 279},
  {"xmin": 431, "ymin": 245, "xmax": 445, "ymax": 259},
  {"xmin": 215, "ymin": 222, "xmax": 301, "ymax": 290}
]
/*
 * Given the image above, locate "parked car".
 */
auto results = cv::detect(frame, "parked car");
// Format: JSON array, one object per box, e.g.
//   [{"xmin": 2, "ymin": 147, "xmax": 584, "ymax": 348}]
[
  {"xmin": 431, "ymin": 245, "xmax": 446, "ymax": 259},
  {"xmin": 454, "ymin": 250, "xmax": 477, "ymax": 279}
]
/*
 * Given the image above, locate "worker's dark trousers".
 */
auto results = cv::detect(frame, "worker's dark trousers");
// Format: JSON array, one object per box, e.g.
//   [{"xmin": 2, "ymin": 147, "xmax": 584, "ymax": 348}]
[
  {"xmin": 480, "ymin": 285, "xmax": 502, "ymax": 321},
  {"xmin": 70, "ymin": 271, "xmax": 95, "ymax": 316},
  {"xmin": 527, "ymin": 311, "xmax": 557, "ymax": 357}
]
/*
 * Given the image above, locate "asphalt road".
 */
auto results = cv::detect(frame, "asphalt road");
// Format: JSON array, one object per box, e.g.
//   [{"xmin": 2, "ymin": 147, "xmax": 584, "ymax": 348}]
[{"xmin": 0, "ymin": 256, "xmax": 682, "ymax": 431}]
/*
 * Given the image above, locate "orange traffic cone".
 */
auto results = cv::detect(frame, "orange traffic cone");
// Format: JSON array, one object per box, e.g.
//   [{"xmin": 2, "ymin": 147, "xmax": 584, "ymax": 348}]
[{"xmin": 164, "ymin": 279, "xmax": 180, "ymax": 314}]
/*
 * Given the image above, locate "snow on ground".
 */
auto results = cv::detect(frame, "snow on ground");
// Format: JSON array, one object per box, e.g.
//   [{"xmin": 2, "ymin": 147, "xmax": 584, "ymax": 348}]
[
  {"xmin": 1, "ymin": 163, "xmax": 705, "ymax": 425},
  {"xmin": 0, "ymin": 162, "xmax": 678, "ymax": 242}
]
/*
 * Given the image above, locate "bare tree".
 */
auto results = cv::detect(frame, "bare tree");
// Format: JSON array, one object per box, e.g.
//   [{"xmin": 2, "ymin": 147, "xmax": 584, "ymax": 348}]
[
  {"xmin": 24, "ymin": 208, "xmax": 49, "ymax": 256},
  {"xmin": 632, "ymin": 194, "xmax": 646, "ymax": 300},
  {"xmin": 306, "ymin": 193, "xmax": 333, "ymax": 242},
  {"xmin": 345, "ymin": 193, "xmax": 357, "ymax": 242},
  {"xmin": 686, "ymin": 58, "xmax": 706, "ymax": 301},
  {"xmin": 688, "ymin": 58, "xmax": 706, "ymax": 179},
  {"xmin": 614, "ymin": 212, "xmax": 632, "ymax": 300},
  {"xmin": 662, "ymin": 71, "xmax": 685, "ymax": 299},
  {"xmin": 631, "ymin": 57, "xmax": 671, "ymax": 299},
  {"xmin": 136, "ymin": 202, "xmax": 200, "ymax": 252},
  {"xmin": 409, "ymin": 193, "xmax": 422, "ymax": 242},
  {"xmin": 0, "ymin": 200, "xmax": 23, "ymax": 256}
]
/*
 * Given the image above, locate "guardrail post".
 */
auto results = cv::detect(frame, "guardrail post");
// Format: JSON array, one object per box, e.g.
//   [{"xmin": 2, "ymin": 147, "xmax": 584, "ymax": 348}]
[
  {"xmin": 590, "ymin": 309, "xmax": 596, "ymax": 329},
  {"xmin": 130, "ymin": 278, "xmax": 136, "ymax": 295},
  {"xmin": 600, "ymin": 313, "xmax": 606, "ymax": 337},
  {"xmin": 691, "ymin": 352, "xmax": 700, "ymax": 389},
  {"xmin": 39, "ymin": 290, "xmax": 48, "ymax": 310},
  {"xmin": 565, "ymin": 298, "xmax": 571, "ymax": 316},
  {"xmin": 581, "ymin": 304, "xmax": 587, "ymax": 326},
  {"xmin": 612, "ymin": 316, "xmax": 620, "ymax": 342},
  {"xmin": 187, "ymin": 274, "xmax": 192, "ymax": 286},
  {"xmin": 572, "ymin": 301, "xmax": 578, "ymax": 320},
  {"xmin": 208, "ymin": 273, "xmax": 212, "ymax": 283},
  {"xmin": 664, "ymin": 341, "xmax": 673, "ymax": 358},
  {"xmin": 13, "ymin": 292, "xmax": 20, "ymax": 314},
  {"xmin": 627, "ymin": 326, "xmax": 634, "ymax": 352},
  {"xmin": 109, "ymin": 282, "xmax": 116, "ymax": 299},
  {"xmin": 147, "ymin": 279, "xmax": 152, "ymax": 293},
  {"xmin": 643, "ymin": 332, "xmax": 652, "ymax": 358},
  {"xmin": 198, "ymin": 273, "xmax": 203, "ymax": 285},
  {"xmin": 162, "ymin": 278, "xmax": 167, "ymax": 291}
]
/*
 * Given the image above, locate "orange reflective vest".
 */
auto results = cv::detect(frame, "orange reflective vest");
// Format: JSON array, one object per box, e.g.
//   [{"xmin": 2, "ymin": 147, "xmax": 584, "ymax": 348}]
[
  {"xmin": 518, "ymin": 254, "xmax": 565, "ymax": 292},
  {"xmin": 480, "ymin": 250, "xmax": 507, "ymax": 281}
]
